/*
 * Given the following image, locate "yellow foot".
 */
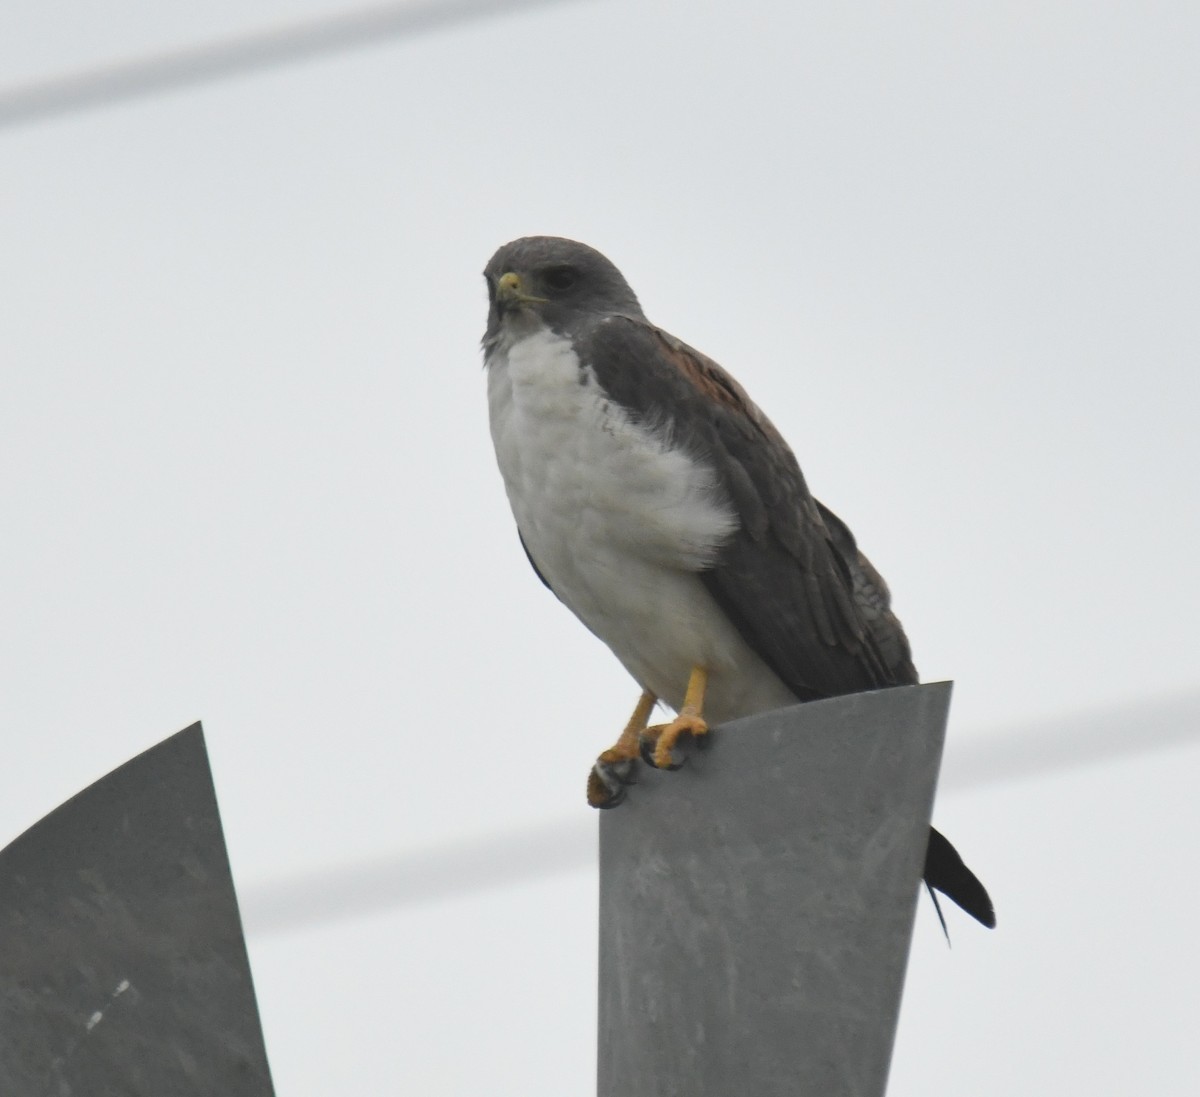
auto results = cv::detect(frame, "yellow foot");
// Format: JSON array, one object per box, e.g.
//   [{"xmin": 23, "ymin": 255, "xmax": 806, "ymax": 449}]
[
  {"xmin": 587, "ymin": 746, "xmax": 639, "ymax": 809},
  {"xmin": 587, "ymin": 689, "xmax": 657, "ymax": 809},
  {"xmin": 641, "ymin": 713, "xmax": 709, "ymax": 770}
]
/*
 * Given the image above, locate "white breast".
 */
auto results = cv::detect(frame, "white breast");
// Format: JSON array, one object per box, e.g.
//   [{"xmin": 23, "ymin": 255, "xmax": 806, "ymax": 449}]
[{"xmin": 486, "ymin": 326, "xmax": 796, "ymax": 723}]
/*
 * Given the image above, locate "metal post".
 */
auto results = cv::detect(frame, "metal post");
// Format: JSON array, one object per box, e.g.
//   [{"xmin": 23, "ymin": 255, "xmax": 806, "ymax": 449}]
[
  {"xmin": 0, "ymin": 723, "xmax": 275, "ymax": 1097},
  {"xmin": 598, "ymin": 682, "xmax": 952, "ymax": 1097}
]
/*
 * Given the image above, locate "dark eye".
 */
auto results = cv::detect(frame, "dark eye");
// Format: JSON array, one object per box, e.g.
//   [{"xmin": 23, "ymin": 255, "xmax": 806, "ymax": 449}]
[{"xmin": 542, "ymin": 265, "xmax": 579, "ymax": 292}]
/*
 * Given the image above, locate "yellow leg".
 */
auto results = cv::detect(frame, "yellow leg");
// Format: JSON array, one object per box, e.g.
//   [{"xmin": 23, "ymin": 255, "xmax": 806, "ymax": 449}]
[
  {"xmin": 647, "ymin": 666, "xmax": 709, "ymax": 769},
  {"xmin": 587, "ymin": 689, "xmax": 657, "ymax": 807},
  {"xmin": 681, "ymin": 665, "xmax": 708, "ymax": 716}
]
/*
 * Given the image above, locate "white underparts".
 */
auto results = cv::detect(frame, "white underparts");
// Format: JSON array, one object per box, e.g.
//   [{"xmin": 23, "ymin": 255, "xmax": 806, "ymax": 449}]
[{"xmin": 486, "ymin": 326, "xmax": 796, "ymax": 723}]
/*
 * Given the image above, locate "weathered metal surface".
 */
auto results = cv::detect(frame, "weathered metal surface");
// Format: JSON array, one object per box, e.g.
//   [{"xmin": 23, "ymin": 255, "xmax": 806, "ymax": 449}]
[
  {"xmin": 598, "ymin": 683, "xmax": 952, "ymax": 1097},
  {"xmin": 0, "ymin": 723, "xmax": 274, "ymax": 1096}
]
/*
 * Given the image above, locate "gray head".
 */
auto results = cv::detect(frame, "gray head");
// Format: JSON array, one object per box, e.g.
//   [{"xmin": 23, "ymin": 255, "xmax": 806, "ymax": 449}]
[{"xmin": 482, "ymin": 236, "xmax": 644, "ymax": 350}]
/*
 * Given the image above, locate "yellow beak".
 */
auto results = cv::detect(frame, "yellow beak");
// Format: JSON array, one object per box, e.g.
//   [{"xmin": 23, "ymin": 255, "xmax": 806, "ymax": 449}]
[{"xmin": 496, "ymin": 271, "xmax": 546, "ymax": 305}]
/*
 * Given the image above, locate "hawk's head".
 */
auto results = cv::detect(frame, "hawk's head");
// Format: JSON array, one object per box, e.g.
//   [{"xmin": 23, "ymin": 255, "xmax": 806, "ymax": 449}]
[{"xmin": 482, "ymin": 236, "xmax": 643, "ymax": 350}]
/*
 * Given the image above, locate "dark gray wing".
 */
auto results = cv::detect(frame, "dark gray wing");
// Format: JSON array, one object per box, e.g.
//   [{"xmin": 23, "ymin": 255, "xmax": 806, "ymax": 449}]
[
  {"xmin": 578, "ymin": 314, "xmax": 915, "ymax": 700},
  {"xmin": 813, "ymin": 499, "xmax": 917, "ymax": 686}
]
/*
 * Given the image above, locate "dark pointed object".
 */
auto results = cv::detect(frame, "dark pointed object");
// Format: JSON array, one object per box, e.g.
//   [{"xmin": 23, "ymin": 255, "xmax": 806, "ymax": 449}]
[
  {"xmin": 925, "ymin": 826, "xmax": 995, "ymax": 929},
  {"xmin": 0, "ymin": 723, "xmax": 275, "ymax": 1096}
]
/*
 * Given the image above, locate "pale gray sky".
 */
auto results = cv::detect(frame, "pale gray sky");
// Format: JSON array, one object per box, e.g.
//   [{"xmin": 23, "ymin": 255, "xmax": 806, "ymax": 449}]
[{"xmin": 2, "ymin": 2, "xmax": 1198, "ymax": 1093}]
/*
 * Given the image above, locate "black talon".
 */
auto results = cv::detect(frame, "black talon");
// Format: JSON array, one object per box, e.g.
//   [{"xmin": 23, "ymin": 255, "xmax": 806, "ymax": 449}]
[
  {"xmin": 639, "ymin": 735, "xmax": 687, "ymax": 770},
  {"xmin": 600, "ymin": 757, "xmax": 638, "ymax": 785},
  {"xmin": 590, "ymin": 757, "xmax": 639, "ymax": 810},
  {"xmin": 594, "ymin": 785, "xmax": 627, "ymax": 809}
]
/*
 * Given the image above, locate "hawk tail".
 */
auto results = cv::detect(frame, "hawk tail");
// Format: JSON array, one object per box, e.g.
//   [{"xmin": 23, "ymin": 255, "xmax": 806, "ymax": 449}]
[{"xmin": 923, "ymin": 826, "xmax": 996, "ymax": 932}]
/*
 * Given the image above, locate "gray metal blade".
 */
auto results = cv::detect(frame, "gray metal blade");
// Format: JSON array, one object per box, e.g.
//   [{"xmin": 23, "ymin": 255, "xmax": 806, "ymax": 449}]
[
  {"xmin": 0, "ymin": 722, "xmax": 275, "ymax": 1096},
  {"xmin": 599, "ymin": 682, "xmax": 952, "ymax": 1097}
]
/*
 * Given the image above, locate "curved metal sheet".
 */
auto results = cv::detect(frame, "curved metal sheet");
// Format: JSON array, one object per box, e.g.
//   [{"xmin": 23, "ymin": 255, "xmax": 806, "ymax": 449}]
[
  {"xmin": 0, "ymin": 723, "xmax": 274, "ymax": 1096},
  {"xmin": 599, "ymin": 683, "xmax": 953, "ymax": 1097}
]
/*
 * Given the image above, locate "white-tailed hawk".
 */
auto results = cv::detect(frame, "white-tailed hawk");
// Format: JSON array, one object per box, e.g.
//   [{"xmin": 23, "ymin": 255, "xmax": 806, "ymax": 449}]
[{"xmin": 481, "ymin": 236, "xmax": 994, "ymax": 930}]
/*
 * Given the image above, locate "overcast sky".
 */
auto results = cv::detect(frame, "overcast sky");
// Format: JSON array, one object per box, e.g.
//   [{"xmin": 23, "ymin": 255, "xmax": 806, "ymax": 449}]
[{"xmin": 2, "ymin": 1, "xmax": 1198, "ymax": 1093}]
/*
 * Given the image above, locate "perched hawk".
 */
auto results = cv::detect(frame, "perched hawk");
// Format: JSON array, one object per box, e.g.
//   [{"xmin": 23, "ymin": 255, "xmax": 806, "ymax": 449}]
[{"xmin": 482, "ymin": 236, "xmax": 994, "ymax": 929}]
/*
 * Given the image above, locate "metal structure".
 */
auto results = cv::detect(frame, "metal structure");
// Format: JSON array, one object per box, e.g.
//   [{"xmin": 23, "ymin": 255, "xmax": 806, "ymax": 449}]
[
  {"xmin": 2, "ymin": 687, "xmax": 953, "ymax": 1095},
  {"xmin": 598, "ymin": 683, "xmax": 952, "ymax": 1097},
  {"xmin": 0, "ymin": 723, "xmax": 274, "ymax": 1097}
]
